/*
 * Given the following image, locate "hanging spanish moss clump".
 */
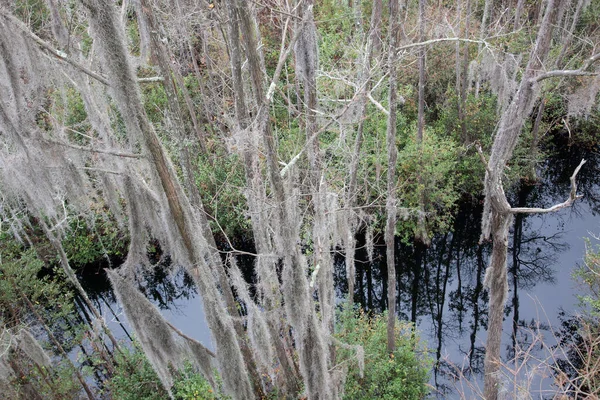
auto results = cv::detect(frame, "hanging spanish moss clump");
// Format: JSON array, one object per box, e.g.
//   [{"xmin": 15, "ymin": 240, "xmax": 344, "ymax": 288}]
[
  {"xmin": 567, "ymin": 74, "xmax": 600, "ymax": 117},
  {"xmin": 229, "ymin": 258, "xmax": 274, "ymax": 374},
  {"xmin": 15, "ymin": 329, "xmax": 52, "ymax": 368},
  {"xmin": 182, "ymin": 336, "xmax": 216, "ymax": 389},
  {"xmin": 475, "ymin": 49, "xmax": 522, "ymax": 113},
  {"xmin": 294, "ymin": 5, "xmax": 318, "ymax": 87},
  {"xmin": 107, "ymin": 269, "xmax": 215, "ymax": 397},
  {"xmin": 107, "ymin": 269, "xmax": 182, "ymax": 396},
  {"xmin": 0, "ymin": 17, "xmax": 92, "ymax": 227},
  {"xmin": 0, "ymin": 329, "xmax": 13, "ymax": 383}
]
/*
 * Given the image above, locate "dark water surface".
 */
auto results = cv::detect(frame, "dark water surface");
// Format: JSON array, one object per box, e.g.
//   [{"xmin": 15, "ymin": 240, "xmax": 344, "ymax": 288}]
[{"xmin": 80, "ymin": 140, "xmax": 600, "ymax": 398}]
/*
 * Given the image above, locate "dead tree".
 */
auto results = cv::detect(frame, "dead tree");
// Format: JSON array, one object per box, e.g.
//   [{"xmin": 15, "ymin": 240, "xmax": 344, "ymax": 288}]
[
  {"xmin": 478, "ymin": 0, "xmax": 599, "ymax": 397},
  {"xmin": 80, "ymin": 1, "xmax": 255, "ymax": 397}
]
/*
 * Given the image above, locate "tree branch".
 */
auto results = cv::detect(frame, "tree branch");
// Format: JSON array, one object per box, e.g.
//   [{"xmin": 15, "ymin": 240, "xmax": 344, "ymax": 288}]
[
  {"xmin": 1, "ymin": 8, "xmax": 163, "ymax": 86},
  {"xmin": 395, "ymin": 37, "xmax": 485, "ymax": 55},
  {"xmin": 166, "ymin": 321, "xmax": 216, "ymax": 358},
  {"xmin": 510, "ymin": 158, "xmax": 586, "ymax": 214},
  {"xmin": 531, "ymin": 53, "xmax": 600, "ymax": 83},
  {"xmin": 45, "ymin": 139, "xmax": 143, "ymax": 159},
  {"xmin": 475, "ymin": 142, "xmax": 491, "ymax": 173},
  {"xmin": 367, "ymin": 92, "xmax": 389, "ymax": 115}
]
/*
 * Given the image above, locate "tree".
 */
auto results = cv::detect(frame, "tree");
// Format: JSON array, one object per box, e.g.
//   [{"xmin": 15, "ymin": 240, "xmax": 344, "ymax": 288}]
[{"xmin": 478, "ymin": 0, "xmax": 598, "ymax": 397}]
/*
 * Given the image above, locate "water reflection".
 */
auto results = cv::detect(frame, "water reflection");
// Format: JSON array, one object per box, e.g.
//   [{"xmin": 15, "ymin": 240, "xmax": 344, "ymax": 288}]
[{"xmin": 341, "ymin": 140, "xmax": 599, "ymax": 397}]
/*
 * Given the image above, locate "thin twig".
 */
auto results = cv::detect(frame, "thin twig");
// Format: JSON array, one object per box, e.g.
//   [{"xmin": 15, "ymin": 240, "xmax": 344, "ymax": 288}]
[
  {"xmin": 166, "ymin": 321, "xmax": 216, "ymax": 358},
  {"xmin": 45, "ymin": 139, "xmax": 143, "ymax": 159}
]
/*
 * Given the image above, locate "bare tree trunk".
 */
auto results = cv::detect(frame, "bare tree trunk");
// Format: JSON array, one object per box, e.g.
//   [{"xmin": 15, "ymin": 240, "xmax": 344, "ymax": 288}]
[
  {"xmin": 513, "ymin": 0, "xmax": 525, "ymax": 30},
  {"xmin": 385, "ymin": 0, "xmax": 400, "ymax": 354},
  {"xmin": 345, "ymin": 0, "xmax": 383, "ymax": 306},
  {"xmin": 416, "ymin": 0, "xmax": 429, "ymax": 244},
  {"xmin": 475, "ymin": 0, "xmax": 491, "ymax": 97}
]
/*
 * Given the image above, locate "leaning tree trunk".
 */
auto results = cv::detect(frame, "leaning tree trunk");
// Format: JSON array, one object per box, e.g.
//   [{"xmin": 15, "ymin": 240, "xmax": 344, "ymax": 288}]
[{"xmin": 81, "ymin": 1, "xmax": 255, "ymax": 398}]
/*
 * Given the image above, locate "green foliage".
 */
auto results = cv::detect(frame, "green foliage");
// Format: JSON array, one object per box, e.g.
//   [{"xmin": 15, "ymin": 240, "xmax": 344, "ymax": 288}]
[
  {"xmin": 315, "ymin": 1, "xmax": 359, "ymax": 71},
  {"xmin": 336, "ymin": 307, "xmax": 431, "ymax": 400},
  {"xmin": 141, "ymin": 80, "xmax": 169, "ymax": 125},
  {"xmin": 14, "ymin": 0, "xmax": 49, "ymax": 33},
  {"xmin": 48, "ymin": 86, "xmax": 93, "ymax": 145},
  {"xmin": 126, "ymin": 13, "xmax": 142, "ymax": 57},
  {"xmin": 106, "ymin": 343, "xmax": 170, "ymax": 400},
  {"xmin": 194, "ymin": 151, "xmax": 250, "ymax": 242},
  {"xmin": 107, "ymin": 346, "xmax": 222, "ymax": 400},
  {"xmin": 396, "ymin": 127, "xmax": 460, "ymax": 239},
  {"xmin": 172, "ymin": 362, "xmax": 219, "ymax": 400},
  {"xmin": 0, "ymin": 239, "xmax": 76, "ymax": 326},
  {"xmin": 576, "ymin": 239, "xmax": 600, "ymax": 317},
  {"xmin": 62, "ymin": 213, "xmax": 127, "ymax": 268}
]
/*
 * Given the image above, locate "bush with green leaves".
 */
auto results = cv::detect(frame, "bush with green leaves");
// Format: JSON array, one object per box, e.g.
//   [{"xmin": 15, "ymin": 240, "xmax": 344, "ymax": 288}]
[
  {"xmin": 105, "ymin": 343, "xmax": 170, "ymax": 400},
  {"xmin": 336, "ymin": 306, "xmax": 431, "ymax": 400},
  {"xmin": 106, "ymin": 344, "xmax": 223, "ymax": 400}
]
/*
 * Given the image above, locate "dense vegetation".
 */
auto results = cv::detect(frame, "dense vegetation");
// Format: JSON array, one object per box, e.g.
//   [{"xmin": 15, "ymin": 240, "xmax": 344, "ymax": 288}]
[{"xmin": 0, "ymin": 0, "xmax": 599, "ymax": 399}]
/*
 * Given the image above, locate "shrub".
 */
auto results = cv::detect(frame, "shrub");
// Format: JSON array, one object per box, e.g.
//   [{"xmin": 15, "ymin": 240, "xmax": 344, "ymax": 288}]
[
  {"xmin": 105, "ymin": 344, "xmax": 169, "ymax": 400},
  {"xmin": 336, "ymin": 306, "xmax": 431, "ymax": 399}
]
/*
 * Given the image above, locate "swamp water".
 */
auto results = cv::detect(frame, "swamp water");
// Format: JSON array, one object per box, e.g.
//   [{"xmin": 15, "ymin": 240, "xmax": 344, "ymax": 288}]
[{"xmin": 79, "ymin": 140, "xmax": 600, "ymax": 398}]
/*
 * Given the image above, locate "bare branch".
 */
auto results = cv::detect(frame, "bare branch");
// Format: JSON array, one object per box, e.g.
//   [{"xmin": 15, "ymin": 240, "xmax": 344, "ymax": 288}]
[
  {"xmin": 395, "ymin": 37, "xmax": 485, "ymax": 55},
  {"xmin": 137, "ymin": 76, "xmax": 165, "ymax": 83},
  {"xmin": 532, "ymin": 53, "xmax": 600, "ymax": 83},
  {"xmin": 475, "ymin": 142, "xmax": 491, "ymax": 173},
  {"xmin": 165, "ymin": 321, "xmax": 216, "ymax": 358},
  {"xmin": 80, "ymin": 167, "xmax": 123, "ymax": 175},
  {"xmin": 45, "ymin": 139, "xmax": 143, "ymax": 159},
  {"xmin": 367, "ymin": 92, "xmax": 389, "ymax": 115},
  {"xmin": 510, "ymin": 159, "xmax": 586, "ymax": 214}
]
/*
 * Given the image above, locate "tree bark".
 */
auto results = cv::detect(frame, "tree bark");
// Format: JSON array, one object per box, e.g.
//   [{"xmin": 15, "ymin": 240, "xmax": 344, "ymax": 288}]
[{"xmin": 385, "ymin": 0, "xmax": 400, "ymax": 354}]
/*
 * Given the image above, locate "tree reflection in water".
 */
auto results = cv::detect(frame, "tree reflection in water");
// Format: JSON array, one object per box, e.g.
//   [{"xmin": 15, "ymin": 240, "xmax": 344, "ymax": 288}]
[{"xmin": 337, "ymin": 140, "xmax": 598, "ymax": 397}]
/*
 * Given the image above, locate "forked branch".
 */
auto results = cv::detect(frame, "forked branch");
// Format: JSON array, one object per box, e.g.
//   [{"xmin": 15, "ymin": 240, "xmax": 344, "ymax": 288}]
[{"xmin": 510, "ymin": 158, "xmax": 586, "ymax": 214}]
